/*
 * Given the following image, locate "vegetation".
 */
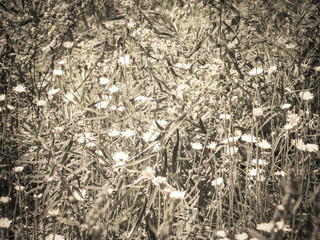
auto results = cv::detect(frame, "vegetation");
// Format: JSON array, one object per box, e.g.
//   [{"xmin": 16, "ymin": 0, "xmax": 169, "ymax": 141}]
[{"xmin": 0, "ymin": 0, "xmax": 319, "ymax": 239}]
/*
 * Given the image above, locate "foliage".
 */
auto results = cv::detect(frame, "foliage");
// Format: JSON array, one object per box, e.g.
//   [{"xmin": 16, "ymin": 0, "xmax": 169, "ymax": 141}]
[{"xmin": 0, "ymin": 0, "xmax": 319, "ymax": 239}]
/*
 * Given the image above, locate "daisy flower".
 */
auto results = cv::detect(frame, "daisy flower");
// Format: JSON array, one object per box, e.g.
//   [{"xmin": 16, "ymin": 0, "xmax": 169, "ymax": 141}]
[
  {"xmin": 258, "ymin": 139, "xmax": 271, "ymax": 149},
  {"xmin": 249, "ymin": 68, "xmax": 263, "ymax": 76},
  {"xmin": 299, "ymin": 90, "xmax": 313, "ymax": 101},
  {"xmin": 0, "ymin": 217, "xmax": 12, "ymax": 228},
  {"xmin": 13, "ymin": 84, "xmax": 26, "ymax": 93}
]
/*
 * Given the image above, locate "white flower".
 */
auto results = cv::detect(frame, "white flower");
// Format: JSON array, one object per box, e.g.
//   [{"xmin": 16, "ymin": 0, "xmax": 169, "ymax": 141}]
[
  {"xmin": 306, "ymin": 144, "xmax": 318, "ymax": 152},
  {"xmin": 13, "ymin": 166, "xmax": 24, "ymax": 173},
  {"xmin": 174, "ymin": 63, "xmax": 191, "ymax": 69},
  {"xmin": 121, "ymin": 129, "xmax": 135, "ymax": 138},
  {"xmin": 36, "ymin": 100, "xmax": 46, "ymax": 106},
  {"xmin": 299, "ymin": 91, "xmax": 313, "ymax": 101},
  {"xmin": 99, "ymin": 77, "xmax": 110, "ymax": 85},
  {"xmin": 314, "ymin": 66, "xmax": 320, "ymax": 72},
  {"xmin": 47, "ymin": 209, "xmax": 59, "ymax": 217},
  {"xmin": 280, "ymin": 103, "xmax": 291, "ymax": 110},
  {"xmin": 13, "ymin": 84, "xmax": 26, "ymax": 93},
  {"xmin": 253, "ymin": 107, "xmax": 263, "ymax": 117},
  {"xmin": 96, "ymin": 100, "xmax": 108, "ymax": 109},
  {"xmin": 143, "ymin": 131, "xmax": 159, "ymax": 142},
  {"xmin": 211, "ymin": 177, "xmax": 224, "ymax": 187},
  {"xmin": 207, "ymin": 142, "xmax": 217, "ymax": 150},
  {"xmin": 117, "ymin": 106, "xmax": 125, "ymax": 112},
  {"xmin": 57, "ymin": 60, "xmax": 66, "ymax": 65},
  {"xmin": 191, "ymin": 142, "xmax": 203, "ymax": 150},
  {"xmin": 235, "ymin": 232, "xmax": 248, "ymax": 240},
  {"xmin": 241, "ymin": 134, "xmax": 257, "ymax": 143},
  {"xmin": 48, "ymin": 88, "xmax": 60, "ymax": 96},
  {"xmin": 152, "ymin": 176, "xmax": 167, "ymax": 186},
  {"xmin": 169, "ymin": 190, "xmax": 185, "ymax": 200},
  {"xmin": 142, "ymin": 167, "xmax": 155, "ymax": 180},
  {"xmin": 258, "ymin": 140, "xmax": 271, "ymax": 149},
  {"xmin": 275, "ymin": 171, "xmax": 286, "ymax": 177},
  {"xmin": 109, "ymin": 85, "xmax": 120, "ymax": 94},
  {"xmin": 0, "ymin": 94, "xmax": 5, "ymax": 101},
  {"xmin": 53, "ymin": 69, "xmax": 63, "ymax": 75},
  {"xmin": 249, "ymin": 68, "xmax": 263, "ymax": 76},
  {"xmin": 268, "ymin": 66, "xmax": 277, "ymax": 75},
  {"xmin": 216, "ymin": 230, "xmax": 226, "ymax": 237},
  {"xmin": 135, "ymin": 96, "xmax": 150, "ymax": 102},
  {"xmin": 0, "ymin": 217, "xmax": 12, "ymax": 228},
  {"xmin": 14, "ymin": 185, "xmax": 25, "ymax": 191},
  {"xmin": 63, "ymin": 41, "xmax": 74, "ymax": 49},
  {"xmin": 0, "ymin": 196, "xmax": 11, "ymax": 204},
  {"xmin": 46, "ymin": 234, "xmax": 65, "ymax": 240},
  {"xmin": 252, "ymin": 159, "xmax": 268, "ymax": 166},
  {"xmin": 118, "ymin": 55, "xmax": 131, "ymax": 65},
  {"xmin": 114, "ymin": 152, "xmax": 129, "ymax": 162},
  {"xmin": 256, "ymin": 222, "xmax": 274, "ymax": 232},
  {"xmin": 220, "ymin": 114, "xmax": 231, "ymax": 120},
  {"xmin": 108, "ymin": 129, "xmax": 120, "ymax": 137},
  {"xmin": 226, "ymin": 146, "xmax": 238, "ymax": 155}
]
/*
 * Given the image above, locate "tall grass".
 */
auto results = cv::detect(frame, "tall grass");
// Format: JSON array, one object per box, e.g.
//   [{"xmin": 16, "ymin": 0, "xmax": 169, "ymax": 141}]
[{"xmin": 0, "ymin": 0, "xmax": 319, "ymax": 239}]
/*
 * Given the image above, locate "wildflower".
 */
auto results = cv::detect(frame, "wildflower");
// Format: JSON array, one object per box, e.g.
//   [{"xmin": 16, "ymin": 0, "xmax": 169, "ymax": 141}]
[
  {"xmin": 53, "ymin": 70, "xmax": 63, "ymax": 75},
  {"xmin": 220, "ymin": 114, "xmax": 231, "ymax": 120},
  {"xmin": 152, "ymin": 176, "xmax": 167, "ymax": 186},
  {"xmin": 211, "ymin": 177, "xmax": 224, "ymax": 187},
  {"xmin": 285, "ymin": 43, "xmax": 295, "ymax": 49},
  {"xmin": 258, "ymin": 140, "xmax": 271, "ymax": 149},
  {"xmin": 235, "ymin": 232, "xmax": 248, "ymax": 240},
  {"xmin": 113, "ymin": 152, "xmax": 129, "ymax": 162},
  {"xmin": 117, "ymin": 106, "xmax": 125, "ymax": 113},
  {"xmin": 253, "ymin": 108, "xmax": 263, "ymax": 118},
  {"xmin": 0, "ymin": 196, "xmax": 10, "ymax": 204},
  {"xmin": 73, "ymin": 189, "xmax": 86, "ymax": 202},
  {"xmin": 142, "ymin": 167, "xmax": 155, "ymax": 180},
  {"xmin": 47, "ymin": 209, "xmax": 59, "ymax": 217},
  {"xmin": 36, "ymin": 100, "xmax": 46, "ymax": 106},
  {"xmin": 121, "ymin": 129, "xmax": 135, "ymax": 138},
  {"xmin": 86, "ymin": 142, "xmax": 96, "ymax": 148},
  {"xmin": 108, "ymin": 129, "xmax": 120, "ymax": 137},
  {"xmin": 293, "ymin": 139, "xmax": 307, "ymax": 151},
  {"xmin": 48, "ymin": 88, "xmax": 60, "ymax": 96},
  {"xmin": 46, "ymin": 234, "xmax": 65, "ymax": 240},
  {"xmin": 268, "ymin": 66, "xmax": 277, "ymax": 75},
  {"xmin": 191, "ymin": 142, "xmax": 203, "ymax": 150},
  {"xmin": 63, "ymin": 41, "xmax": 74, "ymax": 49},
  {"xmin": 314, "ymin": 66, "xmax": 320, "ymax": 72},
  {"xmin": 249, "ymin": 68, "xmax": 263, "ymax": 76},
  {"xmin": 274, "ymin": 171, "xmax": 286, "ymax": 177},
  {"xmin": 169, "ymin": 190, "xmax": 185, "ymax": 200},
  {"xmin": 216, "ymin": 230, "xmax": 226, "ymax": 237},
  {"xmin": 280, "ymin": 103, "xmax": 291, "ymax": 110},
  {"xmin": 135, "ymin": 96, "xmax": 150, "ymax": 102},
  {"xmin": 99, "ymin": 77, "xmax": 110, "ymax": 85},
  {"xmin": 118, "ymin": 55, "xmax": 131, "ymax": 65},
  {"xmin": 153, "ymin": 143, "xmax": 161, "ymax": 152},
  {"xmin": 174, "ymin": 63, "xmax": 191, "ymax": 69},
  {"xmin": 0, "ymin": 217, "xmax": 12, "ymax": 228},
  {"xmin": 252, "ymin": 159, "xmax": 268, "ymax": 166},
  {"xmin": 207, "ymin": 142, "xmax": 217, "ymax": 150},
  {"xmin": 109, "ymin": 85, "xmax": 120, "ymax": 94},
  {"xmin": 13, "ymin": 84, "xmax": 26, "ymax": 93},
  {"xmin": 14, "ymin": 185, "xmax": 25, "ymax": 191},
  {"xmin": 110, "ymin": 105, "xmax": 117, "ymax": 111},
  {"xmin": 256, "ymin": 222, "xmax": 274, "ymax": 232},
  {"xmin": 306, "ymin": 144, "xmax": 318, "ymax": 152},
  {"xmin": 241, "ymin": 134, "xmax": 257, "ymax": 143},
  {"xmin": 57, "ymin": 60, "xmax": 66, "ymax": 65},
  {"xmin": 299, "ymin": 90, "xmax": 314, "ymax": 101},
  {"xmin": 96, "ymin": 100, "xmax": 108, "ymax": 109},
  {"xmin": 13, "ymin": 166, "xmax": 24, "ymax": 173},
  {"xmin": 143, "ymin": 131, "xmax": 159, "ymax": 142},
  {"xmin": 0, "ymin": 94, "xmax": 5, "ymax": 101}
]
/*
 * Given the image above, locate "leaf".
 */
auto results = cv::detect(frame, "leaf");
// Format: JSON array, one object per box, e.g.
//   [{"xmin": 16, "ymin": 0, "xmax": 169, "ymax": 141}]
[
  {"xmin": 172, "ymin": 130, "xmax": 179, "ymax": 173},
  {"xmin": 199, "ymin": 118, "xmax": 207, "ymax": 134},
  {"xmin": 128, "ymin": 196, "xmax": 147, "ymax": 238}
]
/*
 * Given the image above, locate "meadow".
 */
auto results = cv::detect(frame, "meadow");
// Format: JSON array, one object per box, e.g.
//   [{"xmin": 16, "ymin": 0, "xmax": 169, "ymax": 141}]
[{"xmin": 0, "ymin": 0, "xmax": 319, "ymax": 239}]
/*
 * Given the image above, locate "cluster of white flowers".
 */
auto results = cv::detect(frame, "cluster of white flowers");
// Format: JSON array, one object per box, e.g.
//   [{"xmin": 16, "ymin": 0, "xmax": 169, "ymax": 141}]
[{"xmin": 292, "ymin": 139, "xmax": 318, "ymax": 152}]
